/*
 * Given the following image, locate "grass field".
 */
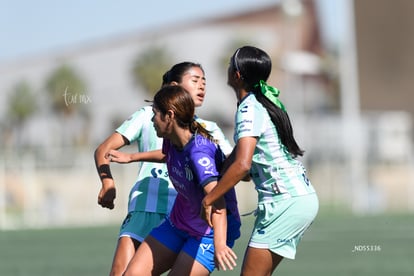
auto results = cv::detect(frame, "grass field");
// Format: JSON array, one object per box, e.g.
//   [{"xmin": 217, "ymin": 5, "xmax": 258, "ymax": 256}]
[{"xmin": 1, "ymin": 210, "xmax": 413, "ymax": 275}]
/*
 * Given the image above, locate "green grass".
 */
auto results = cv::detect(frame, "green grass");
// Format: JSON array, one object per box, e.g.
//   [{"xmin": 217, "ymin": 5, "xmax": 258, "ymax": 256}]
[
  {"xmin": 0, "ymin": 224, "xmax": 118, "ymax": 276},
  {"xmin": 275, "ymin": 213, "xmax": 414, "ymax": 276},
  {"xmin": 1, "ymin": 212, "xmax": 413, "ymax": 275}
]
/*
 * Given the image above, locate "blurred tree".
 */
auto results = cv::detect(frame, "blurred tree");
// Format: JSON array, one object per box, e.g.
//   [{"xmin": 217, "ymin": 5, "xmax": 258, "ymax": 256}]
[
  {"xmin": 8, "ymin": 80, "xmax": 37, "ymax": 125},
  {"xmin": 45, "ymin": 64, "xmax": 87, "ymax": 116},
  {"xmin": 6, "ymin": 80, "xmax": 38, "ymax": 148},
  {"xmin": 131, "ymin": 46, "xmax": 172, "ymax": 96},
  {"xmin": 45, "ymin": 64, "xmax": 90, "ymax": 148}
]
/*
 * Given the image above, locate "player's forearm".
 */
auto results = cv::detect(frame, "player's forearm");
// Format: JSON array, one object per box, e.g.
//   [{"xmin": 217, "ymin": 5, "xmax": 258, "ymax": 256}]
[
  {"xmin": 211, "ymin": 199, "xmax": 228, "ymax": 247},
  {"xmin": 129, "ymin": 150, "xmax": 166, "ymax": 163},
  {"xmin": 94, "ymin": 146, "xmax": 113, "ymax": 181},
  {"xmin": 220, "ymin": 149, "xmax": 236, "ymax": 173}
]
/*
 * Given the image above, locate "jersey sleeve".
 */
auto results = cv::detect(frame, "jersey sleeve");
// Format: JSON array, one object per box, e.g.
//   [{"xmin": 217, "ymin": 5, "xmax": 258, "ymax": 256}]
[
  {"xmin": 234, "ymin": 97, "xmax": 263, "ymax": 141},
  {"xmin": 190, "ymin": 139, "xmax": 220, "ymax": 188},
  {"xmin": 116, "ymin": 106, "xmax": 151, "ymax": 143}
]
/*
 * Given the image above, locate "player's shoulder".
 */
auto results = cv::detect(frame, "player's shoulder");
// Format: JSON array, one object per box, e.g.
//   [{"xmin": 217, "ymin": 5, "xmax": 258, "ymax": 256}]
[
  {"xmin": 138, "ymin": 105, "xmax": 153, "ymax": 113},
  {"xmin": 241, "ymin": 93, "xmax": 260, "ymax": 105},
  {"xmin": 195, "ymin": 116, "xmax": 218, "ymax": 130},
  {"xmin": 127, "ymin": 105, "xmax": 153, "ymax": 119},
  {"xmin": 190, "ymin": 134, "xmax": 218, "ymax": 154},
  {"xmin": 238, "ymin": 93, "xmax": 263, "ymax": 113}
]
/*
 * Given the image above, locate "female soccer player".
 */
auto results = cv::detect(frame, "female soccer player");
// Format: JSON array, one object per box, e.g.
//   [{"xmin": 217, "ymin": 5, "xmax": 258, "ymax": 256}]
[
  {"xmin": 116, "ymin": 85, "xmax": 240, "ymax": 275},
  {"xmin": 201, "ymin": 46, "xmax": 319, "ymax": 275},
  {"xmin": 94, "ymin": 62, "xmax": 233, "ymax": 276}
]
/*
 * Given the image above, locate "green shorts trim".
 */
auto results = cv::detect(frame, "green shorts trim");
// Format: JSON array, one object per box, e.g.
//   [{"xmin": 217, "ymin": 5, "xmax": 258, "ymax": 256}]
[
  {"xmin": 119, "ymin": 211, "xmax": 166, "ymax": 242},
  {"xmin": 249, "ymin": 193, "xmax": 319, "ymax": 259}
]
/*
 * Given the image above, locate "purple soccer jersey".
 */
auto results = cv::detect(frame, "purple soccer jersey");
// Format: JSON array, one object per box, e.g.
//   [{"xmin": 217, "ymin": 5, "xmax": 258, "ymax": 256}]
[{"xmin": 162, "ymin": 134, "xmax": 240, "ymax": 239}]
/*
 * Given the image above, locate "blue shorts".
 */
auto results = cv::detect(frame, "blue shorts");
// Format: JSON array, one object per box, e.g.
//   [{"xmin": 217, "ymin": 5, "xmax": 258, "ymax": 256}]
[
  {"xmin": 150, "ymin": 218, "xmax": 234, "ymax": 273},
  {"xmin": 119, "ymin": 211, "xmax": 165, "ymax": 242}
]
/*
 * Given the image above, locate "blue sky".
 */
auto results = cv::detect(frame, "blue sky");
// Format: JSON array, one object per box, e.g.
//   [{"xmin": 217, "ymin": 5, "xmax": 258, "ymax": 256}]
[{"xmin": 0, "ymin": 0, "xmax": 342, "ymax": 63}]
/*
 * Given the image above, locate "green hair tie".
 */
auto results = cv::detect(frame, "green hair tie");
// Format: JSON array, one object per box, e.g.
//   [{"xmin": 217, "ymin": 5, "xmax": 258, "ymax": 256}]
[{"xmin": 255, "ymin": 80, "xmax": 286, "ymax": 112}]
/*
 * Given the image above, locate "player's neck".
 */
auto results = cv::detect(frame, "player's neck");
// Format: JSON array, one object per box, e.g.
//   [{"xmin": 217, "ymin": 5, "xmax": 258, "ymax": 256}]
[{"xmin": 171, "ymin": 128, "xmax": 193, "ymax": 150}]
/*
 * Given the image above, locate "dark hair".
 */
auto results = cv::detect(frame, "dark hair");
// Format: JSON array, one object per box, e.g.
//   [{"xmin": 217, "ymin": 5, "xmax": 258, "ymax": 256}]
[
  {"xmin": 232, "ymin": 46, "xmax": 304, "ymax": 157},
  {"xmin": 153, "ymin": 85, "xmax": 212, "ymax": 139},
  {"xmin": 162, "ymin": 62, "xmax": 204, "ymax": 86}
]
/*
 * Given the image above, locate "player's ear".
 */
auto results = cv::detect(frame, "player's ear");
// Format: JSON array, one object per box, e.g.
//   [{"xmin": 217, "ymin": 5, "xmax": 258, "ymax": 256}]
[
  {"xmin": 235, "ymin": 71, "xmax": 243, "ymax": 80},
  {"xmin": 170, "ymin": 81, "xmax": 179, "ymax": 86},
  {"xmin": 166, "ymin": 110, "xmax": 174, "ymax": 122}
]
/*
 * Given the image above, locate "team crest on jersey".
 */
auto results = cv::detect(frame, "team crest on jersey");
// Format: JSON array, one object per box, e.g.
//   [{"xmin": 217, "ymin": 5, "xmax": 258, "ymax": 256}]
[{"xmin": 185, "ymin": 165, "xmax": 193, "ymax": 181}]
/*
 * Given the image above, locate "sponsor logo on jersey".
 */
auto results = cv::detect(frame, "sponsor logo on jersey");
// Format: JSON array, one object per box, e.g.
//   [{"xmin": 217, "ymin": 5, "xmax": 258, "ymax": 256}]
[
  {"xmin": 198, "ymin": 157, "xmax": 216, "ymax": 175},
  {"xmin": 151, "ymin": 168, "xmax": 164, "ymax": 178},
  {"xmin": 172, "ymin": 166, "xmax": 184, "ymax": 178},
  {"xmin": 198, "ymin": 157, "xmax": 211, "ymax": 167}
]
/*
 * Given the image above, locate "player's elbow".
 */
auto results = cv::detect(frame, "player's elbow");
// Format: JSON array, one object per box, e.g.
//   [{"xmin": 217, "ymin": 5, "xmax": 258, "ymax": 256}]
[
  {"xmin": 94, "ymin": 146, "xmax": 100, "ymax": 161},
  {"xmin": 235, "ymin": 159, "xmax": 251, "ymax": 176},
  {"xmin": 94, "ymin": 144, "xmax": 105, "ymax": 159}
]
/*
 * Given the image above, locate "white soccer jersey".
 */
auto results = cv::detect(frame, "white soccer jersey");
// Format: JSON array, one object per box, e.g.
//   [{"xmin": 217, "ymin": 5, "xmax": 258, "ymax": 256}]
[{"xmin": 234, "ymin": 93, "xmax": 315, "ymax": 203}]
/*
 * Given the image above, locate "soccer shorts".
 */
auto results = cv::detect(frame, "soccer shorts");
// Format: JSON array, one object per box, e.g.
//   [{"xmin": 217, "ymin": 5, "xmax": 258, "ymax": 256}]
[
  {"xmin": 150, "ymin": 218, "xmax": 234, "ymax": 273},
  {"xmin": 119, "ymin": 211, "xmax": 165, "ymax": 242},
  {"xmin": 249, "ymin": 192, "xmax": 319, "ymax": 259}
]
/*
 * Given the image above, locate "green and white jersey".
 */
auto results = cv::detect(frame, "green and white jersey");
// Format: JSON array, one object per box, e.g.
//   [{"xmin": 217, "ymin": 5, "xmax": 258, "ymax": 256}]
[
  {"xmin": 116, "ymin": 106, "xmax": 175, "ymax": 214},
  {"xmin": 234, "ymin": 93, "xmax": 315, "ymax": 204},
  {"xmin": 195, "ymin": 115, "xmax": 233, "ymax": 156}
]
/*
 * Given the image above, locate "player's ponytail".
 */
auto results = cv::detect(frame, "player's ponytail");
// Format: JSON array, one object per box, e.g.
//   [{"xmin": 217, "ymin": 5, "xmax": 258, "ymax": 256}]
[
  {"xmin": 190, "ymin": 119, "xmax": 213, "ymax": 141},
  {"xmin": 232, "ymin": 46, "xmax": 304, "ymax": 157}
]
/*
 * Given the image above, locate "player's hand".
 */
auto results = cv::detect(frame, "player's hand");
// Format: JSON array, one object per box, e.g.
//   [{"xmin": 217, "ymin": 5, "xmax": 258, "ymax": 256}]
[
  {"xmin": 106, "ymin": 150, "xmax": 130, "ymax": 164},
  {"xmin": 98, "ymin": 180, "xmax": 116, "ymax": 209},
  {"xmin": 214, "ymin": 244, "xmax": 237, "ymax": 271}
]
